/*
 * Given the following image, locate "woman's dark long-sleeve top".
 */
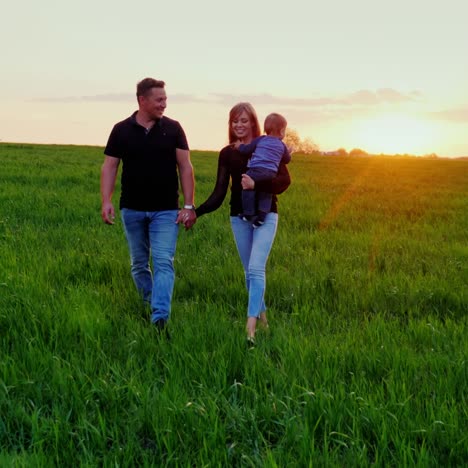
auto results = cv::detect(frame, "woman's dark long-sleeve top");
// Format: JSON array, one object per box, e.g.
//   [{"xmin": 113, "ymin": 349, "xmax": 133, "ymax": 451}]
[{"xmin": 196, "ymin": 145, "xmax": 291, "ymax": 218}]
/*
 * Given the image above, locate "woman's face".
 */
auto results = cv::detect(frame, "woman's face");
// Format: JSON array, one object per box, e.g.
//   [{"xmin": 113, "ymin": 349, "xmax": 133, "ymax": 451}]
[{"xmin": 231, "ymin": 110, "xmax": 253, "ymax": 142}]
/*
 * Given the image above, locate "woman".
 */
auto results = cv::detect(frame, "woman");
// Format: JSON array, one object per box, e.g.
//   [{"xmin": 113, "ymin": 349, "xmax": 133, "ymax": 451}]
[{"xmin": 195, "ymin": 103, "xmax": 291, "ymax": 345}]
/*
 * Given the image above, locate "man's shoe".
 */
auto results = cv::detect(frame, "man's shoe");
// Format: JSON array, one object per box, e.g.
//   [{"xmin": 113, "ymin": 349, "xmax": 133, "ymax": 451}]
[{"xmin": 153, "ymin": 319, "xmax": 170, "ymax": 339}]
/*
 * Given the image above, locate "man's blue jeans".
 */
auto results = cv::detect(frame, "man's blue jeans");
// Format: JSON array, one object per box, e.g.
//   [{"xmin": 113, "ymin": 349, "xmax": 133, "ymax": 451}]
[
  {"xmin": 121, "ymin": 208, "xmax": 179, "ymax": 323},
  {"xmin": 230, "ymin": 212, "xmax": 278, "ymax": 318}
]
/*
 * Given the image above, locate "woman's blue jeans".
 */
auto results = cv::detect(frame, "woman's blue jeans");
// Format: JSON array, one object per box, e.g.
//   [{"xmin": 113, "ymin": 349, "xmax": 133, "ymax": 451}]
[
  {"xmin": 230, "ymin": 212, "xmax": 278, "ymax": 318},
  {"xmin": 121, "ymin": 208, "xmax": 179, "ymax": 323}
]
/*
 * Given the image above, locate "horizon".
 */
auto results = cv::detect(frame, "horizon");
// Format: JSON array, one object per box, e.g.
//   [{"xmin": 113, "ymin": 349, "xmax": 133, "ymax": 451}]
[{"xmin": 1, "ymin": 140, "xmax": 467, "ymax": 160}]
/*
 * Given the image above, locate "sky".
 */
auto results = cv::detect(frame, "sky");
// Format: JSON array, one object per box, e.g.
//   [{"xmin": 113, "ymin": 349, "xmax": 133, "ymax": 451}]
[{"xmin": 2, "ymin": 0, "xmax": 468, "ymax": 157}]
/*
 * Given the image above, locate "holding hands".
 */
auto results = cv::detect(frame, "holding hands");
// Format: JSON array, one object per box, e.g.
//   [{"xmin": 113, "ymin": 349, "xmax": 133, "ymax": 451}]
[{"xmin": 176, "ymin": 207, "xmax": 197, "ymax": 230}]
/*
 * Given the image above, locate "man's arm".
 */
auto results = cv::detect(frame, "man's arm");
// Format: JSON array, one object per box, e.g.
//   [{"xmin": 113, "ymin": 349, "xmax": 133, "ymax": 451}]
[
  {"xmin": 100, "ymin": 155, "xmax": 120, "ymax": 224},
  {"xmin": 175, "ymin": 148, "xmax": 196, "ymax": 229}
]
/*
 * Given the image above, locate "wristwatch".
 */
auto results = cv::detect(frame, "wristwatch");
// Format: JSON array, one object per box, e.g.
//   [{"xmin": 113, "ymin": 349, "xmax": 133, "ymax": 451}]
[{"xmin": 183, "ymin": 204, "xmax": 195, "ymax": 210}]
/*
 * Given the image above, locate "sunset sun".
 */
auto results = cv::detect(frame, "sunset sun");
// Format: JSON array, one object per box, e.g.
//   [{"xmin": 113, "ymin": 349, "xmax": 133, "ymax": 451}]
[{"xmin": 352, "ymin": 112, "xmax": 438, "ymax": 155}]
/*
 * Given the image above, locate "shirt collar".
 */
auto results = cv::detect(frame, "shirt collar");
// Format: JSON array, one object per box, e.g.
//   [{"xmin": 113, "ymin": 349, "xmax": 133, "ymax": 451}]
[{"xmin": 130, "ymin": 111, "xmax": 163, "ymax": 128}]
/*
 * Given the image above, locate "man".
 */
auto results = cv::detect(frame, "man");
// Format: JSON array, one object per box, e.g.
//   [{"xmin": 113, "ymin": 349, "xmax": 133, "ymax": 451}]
[{"xmin": 101, "ymin": 77, "xmax": 196, "ymax": 332}]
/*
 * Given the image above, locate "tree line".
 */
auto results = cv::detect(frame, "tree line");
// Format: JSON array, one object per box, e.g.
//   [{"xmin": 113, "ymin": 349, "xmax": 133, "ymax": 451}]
[{"xmin": 285, "ymin": 129, "xmax": 440, "ymax": 158}]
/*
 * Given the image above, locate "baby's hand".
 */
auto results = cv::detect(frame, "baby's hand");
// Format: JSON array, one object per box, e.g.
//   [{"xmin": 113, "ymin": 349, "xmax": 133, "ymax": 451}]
[{"xmin": 233, "ymin": 140, "xmax": 241, "ymax": 149}]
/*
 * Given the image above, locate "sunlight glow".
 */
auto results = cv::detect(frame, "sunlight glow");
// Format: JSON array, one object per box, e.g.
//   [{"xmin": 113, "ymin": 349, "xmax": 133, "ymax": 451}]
[{"xmin": 352, "ymin": 112, "xmax": 438, "ymax": 155}]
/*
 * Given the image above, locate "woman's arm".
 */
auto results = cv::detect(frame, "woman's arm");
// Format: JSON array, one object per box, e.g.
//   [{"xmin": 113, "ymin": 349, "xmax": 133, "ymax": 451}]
[
  {"xmin": 249, "ymin": 162, "xmax": 291, "ymax": 195},
  {"xmin": 195, "ymin": 152, "xmax": 231, "ymax": 217}
]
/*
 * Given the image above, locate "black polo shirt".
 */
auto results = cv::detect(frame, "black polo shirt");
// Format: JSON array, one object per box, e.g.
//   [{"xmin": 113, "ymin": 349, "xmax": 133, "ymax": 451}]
[{"xmin": 104, "ymin": 112, "xmax": 189, "ymax": 211}]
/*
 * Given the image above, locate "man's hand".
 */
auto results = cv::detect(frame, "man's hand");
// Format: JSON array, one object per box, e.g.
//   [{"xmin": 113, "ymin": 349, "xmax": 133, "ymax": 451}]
[
  {"xmin": 101, "ymin": 201, "xmax": 115, "ymax": 224},
  {"xmin": 100, "ymin": 156, "xmax": 120, "ymax": 225},
  {"xmin": 176, "ymin": 208, "xmax": 197, "ymax": 230}
]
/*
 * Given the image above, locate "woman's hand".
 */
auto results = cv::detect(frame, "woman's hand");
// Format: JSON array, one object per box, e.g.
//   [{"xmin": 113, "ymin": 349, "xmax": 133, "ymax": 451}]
[{"xmin": 241, "ymin": 174, "xmax": 255, "ymax": 190}]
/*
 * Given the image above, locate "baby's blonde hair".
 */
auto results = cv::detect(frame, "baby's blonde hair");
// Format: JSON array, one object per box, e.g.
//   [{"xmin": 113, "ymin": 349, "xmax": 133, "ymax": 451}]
[{"xmin": 264, "ymin": 113, "xmax": 287, "ymax": 135}]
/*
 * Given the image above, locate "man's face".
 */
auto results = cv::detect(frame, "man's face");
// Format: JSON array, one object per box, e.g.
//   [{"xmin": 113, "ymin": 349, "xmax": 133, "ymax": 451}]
[{"xmin": 141, "ymin": 87, "xmax": 167, "ymax": 119}]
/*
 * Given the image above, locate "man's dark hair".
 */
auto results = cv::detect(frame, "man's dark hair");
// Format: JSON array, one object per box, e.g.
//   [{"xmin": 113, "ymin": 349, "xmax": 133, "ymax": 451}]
[{"xmin": 136, "ymin": 78, "xmax": 165, "ymax": 98}]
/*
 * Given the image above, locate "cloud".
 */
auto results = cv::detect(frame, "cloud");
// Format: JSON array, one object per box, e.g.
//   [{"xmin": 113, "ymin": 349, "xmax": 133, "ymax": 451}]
[
  {"xmin": 29, "ymin": 88, "xmax": 426, "ymax": 130},
  {"xmin": 169, "ymin": 94, "xmax": 208, "ymax": 104},
  {"xmin": 206, "ymin": 89, "xmax": 422, "ymax": 128},
  {"xmin": 32, "ymin": 93, "xmax": 207, "ymax": 104},
  {"xmin": 211, "ymin": 88, "xmax": 420, "ymax": 108},
  {"xmin": 210, "ymin": 93, "xmax": 340, "ymax": 107},
  {"xmin": 32, "ymin": 93, "xmax": 134, "ymax": 103},
  {"xmin": 343, "ymin": 88, "xmax": 420, "ymax": 105},
  {"xmin": 32, "ymin": 88, "xmax": 420, "ymax": 109},
  {"xmin": 428, "ymin": 108, "xmax": 468, "ymax": 122}
]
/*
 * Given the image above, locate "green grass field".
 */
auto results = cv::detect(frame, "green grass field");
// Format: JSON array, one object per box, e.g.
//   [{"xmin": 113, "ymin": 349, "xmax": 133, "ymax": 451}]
[{"xmin": 0, "ymin": 143, "xmax": 467, "ymax": 467}]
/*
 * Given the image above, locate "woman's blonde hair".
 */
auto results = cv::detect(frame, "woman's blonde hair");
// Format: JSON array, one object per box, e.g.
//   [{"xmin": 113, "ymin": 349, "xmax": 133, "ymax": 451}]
[{"xmin": 228, "ymin": 102, "xmax": 261, "ymax": 144}]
